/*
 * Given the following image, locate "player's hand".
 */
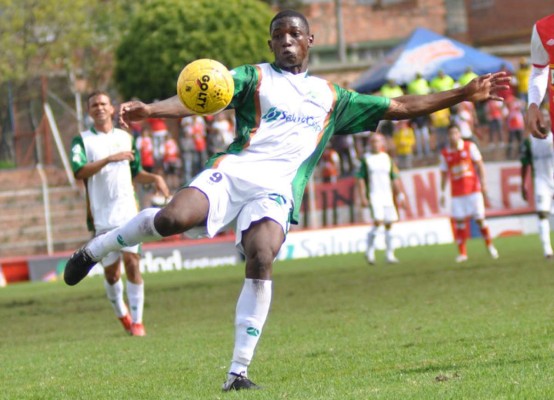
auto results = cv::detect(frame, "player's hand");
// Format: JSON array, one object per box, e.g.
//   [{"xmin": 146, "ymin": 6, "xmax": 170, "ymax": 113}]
[
  {"xmin": 527, "ymin": 103, "xmax": 548, "ymax": 139},
  {"xmin": 465, "ymin": 72, "xmax": 510, "ymax": 103},
  {"xmin": 119, "ymin": 100, "xmax": 152, "ymax": 129},
  {"xmin": 360, "ymin": 198, "xmax": 369, "ymax": 208},
  {"xmin": 153, "ymin": 175, "xmax": 171, "ymax": 198},
  {"xmin": 108, "ymin": 151, "xmax": 135, "ymax": 163},
  {"xmin": 482, "ymin": 188, "xmax": 491, "ymax": 207}
]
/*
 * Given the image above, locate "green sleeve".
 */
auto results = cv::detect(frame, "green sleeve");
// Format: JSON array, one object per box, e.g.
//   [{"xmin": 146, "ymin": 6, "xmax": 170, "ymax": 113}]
[
  {"xmin": 333, "ymin": 86, "xmax": 390, "ymax": 135},
  {"xmin": 70, "ymin": 136, "xmax": 87, "ymax": 174},
  {"xmin": 130, "ymin": 136, "xmax": 142, "ymax": 177},
  {"xmin": 520, "ymin": 138, "xmax": 531, "ymax": 166}
]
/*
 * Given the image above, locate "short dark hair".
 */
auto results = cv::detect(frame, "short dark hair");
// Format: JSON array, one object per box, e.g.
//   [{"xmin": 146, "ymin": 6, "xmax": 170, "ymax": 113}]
[
  {"xmin": 87, "ymin": 91, "xmax": 111, "ymax": 106},
  {"xmin": 269, "ymin": 10, "xmax": 310, "ymax": 34},
  {"xmin": 447, "ymin": 123, "xmax": 460, "ymax": 132}
]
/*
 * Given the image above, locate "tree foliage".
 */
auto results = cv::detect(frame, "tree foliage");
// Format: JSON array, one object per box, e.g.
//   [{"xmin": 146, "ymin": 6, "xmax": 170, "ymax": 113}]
[
  {"xmin": 0, "ymin": 0, "xmax": 133, "ymax": 88},
  {"xmin": 115, "ymin": 0, "xmax": 274, "ymax": 102}
]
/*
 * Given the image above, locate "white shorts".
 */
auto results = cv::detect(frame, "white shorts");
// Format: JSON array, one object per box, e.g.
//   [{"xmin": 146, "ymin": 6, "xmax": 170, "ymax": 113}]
[
  {"xmin": 96, "ymin": 230, "xmax": 140, "ymax": 267},
  {"xmin": 369, "ymin": 201, "xmax": 398, "ymax": 223},
  {"xmin": 534, "ymin": 179, "xmax": 554, "ymax": 213},
  {"xmin": 451, "ymin": 192, "xmax": 485, "ymax": 221},
  {"xmin": 188, "ymin": 169, "xmax": 292, "ymax": 251}
]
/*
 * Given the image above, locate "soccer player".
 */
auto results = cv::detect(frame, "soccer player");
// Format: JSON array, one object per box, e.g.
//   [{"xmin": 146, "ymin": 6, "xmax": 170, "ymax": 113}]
[
  {"xmin": 439, "ymin": 124, "xmax": 499, "ymax": 263},
  {"xmin": 356, "ymin": 132, "xmax": 406, "ymax": 264},
  {"xmin": 70, "ymin": 91, "xmax": 170, "ymax": 336},
  {"xmin": 521, "ymin": 129, "xmax": 554, "ymax": 258},
  {"xmin": 527, "ymin": 13, "xmax": 554, "ymax": 139},
  {"xmin": 63, "ymin": 10, "xmax": 509, "ymax": 390}
]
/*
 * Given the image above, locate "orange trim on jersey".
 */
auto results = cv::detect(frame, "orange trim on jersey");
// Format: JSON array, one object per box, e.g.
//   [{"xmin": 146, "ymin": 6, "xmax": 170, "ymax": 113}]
[{"xmin": 315, "ymin": 82, "xmax": 338, "ymax": 144}]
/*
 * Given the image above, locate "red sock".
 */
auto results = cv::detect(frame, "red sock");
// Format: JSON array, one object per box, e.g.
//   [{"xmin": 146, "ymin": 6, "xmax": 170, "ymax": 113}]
[
  {"xmin": 480, "ymin": 225, "xmax": 492, "ymax": 246},
  {"xmin": 456, "ymin": 228, "xmax": 467, "ymax": 256}
]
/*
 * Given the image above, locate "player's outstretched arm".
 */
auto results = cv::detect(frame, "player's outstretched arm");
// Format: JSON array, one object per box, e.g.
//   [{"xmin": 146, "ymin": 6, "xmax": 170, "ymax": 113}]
[
  {"xmin": 119, "ymin": 96, "xmax": 193, "ymax": 128},
  {"xmin": 383, "ymin": 72, "xmax": 510, "ymax": 120}
]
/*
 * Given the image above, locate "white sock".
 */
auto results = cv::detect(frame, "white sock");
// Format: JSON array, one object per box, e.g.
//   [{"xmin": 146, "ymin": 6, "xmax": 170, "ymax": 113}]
[
  {"xmin": 538, "ymin": 218, "xmax": 553, "ymax": 254},
  {"xmin": 385, "ymin": 229, "xmax": 394, "ymax": 256},
  {"xmin": 88, "ymin": 208, "xmax": 162, "ymax": 260},
  {"xmin": 126, "ymin": 281, "xmax": 144, "ymax": 324},
  {"xmin": 228, "ymin": 279, "xmax": 272, "ymax": 378},
  {"xmin": 367, "ymin": 226, "xmax": 378, "ymax": 250},
  {"xmin": 103, "ymin": 279, "xmax": 127, "ymax": 318}
]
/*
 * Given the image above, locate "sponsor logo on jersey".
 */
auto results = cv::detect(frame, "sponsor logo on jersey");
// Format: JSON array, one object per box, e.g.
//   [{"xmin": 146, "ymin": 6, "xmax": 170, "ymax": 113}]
[
  {"xmin": 547, "ymin": 38, "xmax": 554, "ymax": 46},
  {"xmin": 261, "ymin": 107, "xmax": 322, "ymax": 132}
]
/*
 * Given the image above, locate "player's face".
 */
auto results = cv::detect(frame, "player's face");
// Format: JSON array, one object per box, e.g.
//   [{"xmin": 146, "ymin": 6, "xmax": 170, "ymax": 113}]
[
  {"xmin": 88, "ymin": 94, "xmax": 114, "ymax": 124},
  {"xmin": 369, "ymin": 134, "xmax": 383, "ymax": 153},
  {"xmin": 447, "ymin": 127, "xmax": 461, "ymax": 146},
  {"xmin": 268, "ymin": 17, "xmax": 314, "ymax": 73}
]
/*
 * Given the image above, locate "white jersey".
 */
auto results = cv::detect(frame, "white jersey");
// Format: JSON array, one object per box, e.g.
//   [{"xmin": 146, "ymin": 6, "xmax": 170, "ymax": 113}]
[
  {"xmin": 70, "ymin": 127, "xmax": 140, "ymax": 232},
  {"xmin": 521, "ymin": 132, "xmax": 554, "ymax": 198},
  {"xmin": 358, "ymin": 151, "xmax": 396, "ymax": 206},
  {"xmin": 208, "ymin": 63, "xmax": 390, "ymax": 224}
]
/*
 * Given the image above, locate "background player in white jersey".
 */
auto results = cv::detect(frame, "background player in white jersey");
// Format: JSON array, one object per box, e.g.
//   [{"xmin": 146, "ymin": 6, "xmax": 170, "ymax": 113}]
[
  {"xmin": 70, "ymin": 91, "xmax": 169, "ymax": 336},
  {"xmin": 63, "ymin": 10, "xmax": 509, "ymax": 391},
  {"xmin": 527, "ymin": 13, "xmax": 554, "ymax": 139},
  {"xmin": 521, "ymin": 124, "xmax": 554, "ymax": 258},
  {"xmin": 356, "ymin": 132, "xmax": 406, "ymax": 264}
]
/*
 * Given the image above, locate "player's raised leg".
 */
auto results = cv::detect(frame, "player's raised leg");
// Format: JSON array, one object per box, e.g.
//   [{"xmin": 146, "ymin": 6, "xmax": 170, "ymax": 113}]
[
  {"xmin": 476, "ymin": 219, "xmax": 499, "ymax": 259},
  {"xmin": 64, "ymin": 188, "xmax": 208, "ymax": 286}
]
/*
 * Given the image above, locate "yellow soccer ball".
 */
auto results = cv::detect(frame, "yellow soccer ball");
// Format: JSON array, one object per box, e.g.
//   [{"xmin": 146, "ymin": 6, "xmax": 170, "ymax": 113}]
[{"xmin": 176, "ymin": 59, "xmax": 234, "ymax": 116}]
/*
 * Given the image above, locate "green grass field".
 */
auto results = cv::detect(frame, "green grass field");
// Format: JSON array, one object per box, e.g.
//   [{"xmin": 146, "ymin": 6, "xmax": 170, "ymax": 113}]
[{"xmin": 1, "ymin": 234, "xmax": 553, "ymax": 399}]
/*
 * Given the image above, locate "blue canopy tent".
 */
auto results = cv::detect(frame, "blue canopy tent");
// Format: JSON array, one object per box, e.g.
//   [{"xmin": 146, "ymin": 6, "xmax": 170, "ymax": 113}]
[{"xmin": 350, "ymin": 28, "xmax": 514, "ymax": 93}]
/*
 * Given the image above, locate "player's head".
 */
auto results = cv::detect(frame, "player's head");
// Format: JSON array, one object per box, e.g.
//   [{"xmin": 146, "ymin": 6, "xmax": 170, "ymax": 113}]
[
  {"xmin": 369, "ymin": 132, "xmax": 385, "ymax": 153},
  {"xmin": 268, "ymin": 10, "xmax": 314, "ymax": 72},
  {"xmin": 447, "ymin": 123, "xmax": 462, "ymax": 146},
  {"xmin": 87, "ymin": 91, "xmax": 114, "ymax": 125}
]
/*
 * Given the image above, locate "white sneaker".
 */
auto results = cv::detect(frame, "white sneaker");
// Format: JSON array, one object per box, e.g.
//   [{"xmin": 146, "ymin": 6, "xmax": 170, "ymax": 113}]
[
  {"xmin": 487, "ymin": 245, "xmax": 499, "ymax": 259},
  {"xmin": 456, "ymin": 254, "xmax": 468, "ymax": 263},
  {"xmin": 366, "ymin": 248, "xmax": 375, "ymax": 265},
  {"xmin": 386, "ymin": 254, "xmax": 399, "ymax": 264}
]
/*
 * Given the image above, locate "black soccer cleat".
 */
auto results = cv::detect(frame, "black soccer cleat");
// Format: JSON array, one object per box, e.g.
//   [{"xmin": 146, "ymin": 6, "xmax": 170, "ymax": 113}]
[
  {"xmin": 63, "ymin": 247, "xmax": 98, "ymax": 286},
  {"xmin": 222, "ymin": 373, "xmax": 262, "ymax": 391}
]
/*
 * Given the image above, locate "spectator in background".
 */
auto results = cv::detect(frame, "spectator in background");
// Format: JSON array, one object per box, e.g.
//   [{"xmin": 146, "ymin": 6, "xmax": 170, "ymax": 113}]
[
  {"xmin": 496, "ymin": 64, "xmax": 515, "ymax": 102},
  {"xmin": 505, "ymin": 97, "xmax": 525, "ymax": 158},
  {"xmin": 430, "ymin": 69, "xmax": 455, "ymax": 93},
  {"xmin": 147, "ymin": 115, "xmax": 169, "ymax": 171},
  {"xmin": 458, "ymin": 66, "xmax": 479, "ymax": 87},
  {"xmin": 430, "ymin": 107, "xmax": 451, "ymax": 151},
  {"xmin": 163, "ymin": 133, "xmax": 181, "ymax": 190},
  {"xmin": 320, "ymin": 144, "xmax": 341, "ymax": 183},
  {"xmin": 515, "ymin": 57, "xmax": 531, "ymax": 105},
  {"xmin": 378, "ymin": 78, "xmax": 404, "ymax": 139},
  {"xmin": 330, "ymin": 135, "xmax": 357, "ymax": 176},
  {"xmin": 356, "ymin": 132, "xmax": 406, "ymax": 265},
  {"xmin": 392, "ymin": 120, "xmax": 415, "ymax": 169},
  {"xmin": 407, "ymin": 73, "xmax": 432, "ymax": 159},
  {"xmin": 179, "ymin": 117, "xmax": 197, "ymax": 184},
  {"xmin": 485, "ymin": 99, "xmax": 505, "ymax": 149},
  {"xmin": 136, "ymin": 127, "xmax": 155, "ymax": 173},
  {"xmin": 452, "ymin": 101, "xmax": 478, "ymax": 145},
  {"xmin": 211, "ymin": 112, "xmax": 235, "ymax": 152},
  {"xmin": 190, "ymin": 115, "xmax": 208, "ymax": 174}
]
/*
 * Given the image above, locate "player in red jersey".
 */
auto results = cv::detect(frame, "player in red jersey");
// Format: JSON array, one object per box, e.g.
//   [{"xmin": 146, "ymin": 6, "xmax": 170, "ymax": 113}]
[
  {"xmin": 439, "ymin": 124, "xmax": 499, "ymax": 263},
  {"xmin": 527, "ymin": 14, "xmax": 554, "ymax": 139}
]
